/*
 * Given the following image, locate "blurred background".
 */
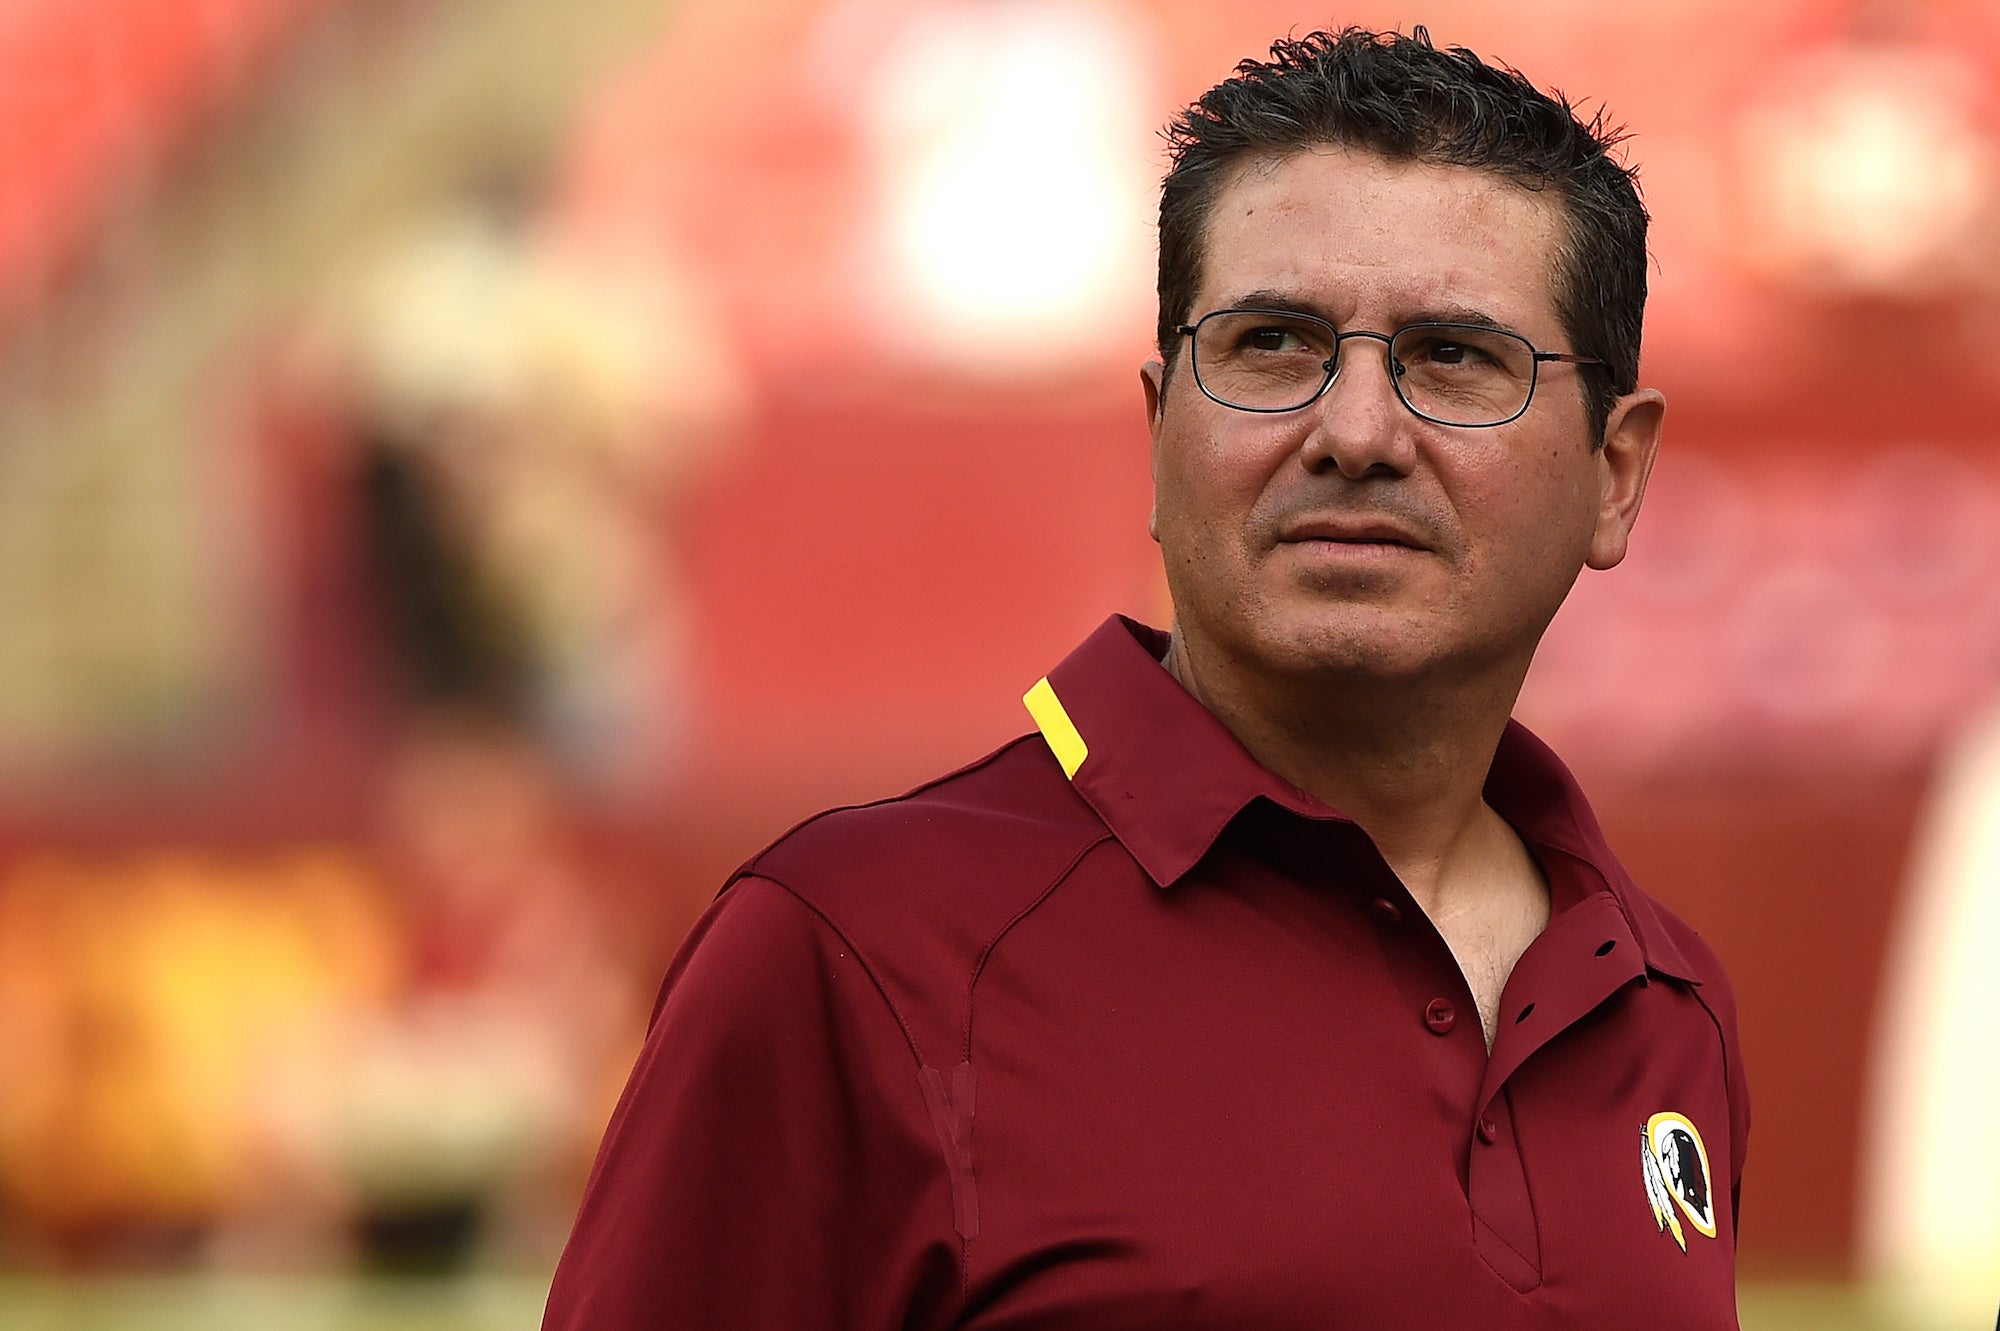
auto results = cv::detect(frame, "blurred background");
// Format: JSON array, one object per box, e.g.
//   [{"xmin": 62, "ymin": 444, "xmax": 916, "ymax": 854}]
[{"xmin": 0, "ymin": 0, "xmax": 1996, "ymax": 1326}]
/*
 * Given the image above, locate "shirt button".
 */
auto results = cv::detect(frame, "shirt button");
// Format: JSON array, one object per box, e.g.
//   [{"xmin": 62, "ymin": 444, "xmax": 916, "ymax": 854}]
[
  {"xmin": 1370, "ymin": 897, "xmax": 1403, "ymax": 926},
  {"xmin": 1477, "ymin": 1117, "xmax": 1499, "ymax": 1145},
  {"xmin": 1424, "ymin": 998, "xmax": 1456, "ymax": 1034}
]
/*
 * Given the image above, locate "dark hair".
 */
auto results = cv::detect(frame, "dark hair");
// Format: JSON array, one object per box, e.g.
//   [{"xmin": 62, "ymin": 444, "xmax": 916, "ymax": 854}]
[{"xmin": 1158, "ymin": 26, "xmax": 1647, "ymax": 440}]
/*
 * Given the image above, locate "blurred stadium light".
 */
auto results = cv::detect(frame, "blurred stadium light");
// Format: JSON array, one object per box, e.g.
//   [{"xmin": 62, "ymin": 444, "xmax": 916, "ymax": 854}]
[
  {"xmin": 860, "ymin": 0, "xmax": 1157, "ymax": 376},
  {"xmin": 1733, "ymin": 31, "xmax": 1997, "ymax": 296}
]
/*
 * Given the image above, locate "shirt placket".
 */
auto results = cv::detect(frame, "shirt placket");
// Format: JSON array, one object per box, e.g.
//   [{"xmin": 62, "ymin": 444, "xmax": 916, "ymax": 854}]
[{"xmin": 1466, "ymin": 893, "xmax": 1648, "ymax": 1291}]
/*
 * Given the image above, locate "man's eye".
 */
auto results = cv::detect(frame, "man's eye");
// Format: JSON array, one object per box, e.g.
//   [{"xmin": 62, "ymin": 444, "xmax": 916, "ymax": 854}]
[
  {"xmin": 1244, "ymin": 327, "xmax": 1309, "ymax": 353},
  {"xmin": 1420, "ymin": 340, "xmax": 1485, "ymax": 366}
]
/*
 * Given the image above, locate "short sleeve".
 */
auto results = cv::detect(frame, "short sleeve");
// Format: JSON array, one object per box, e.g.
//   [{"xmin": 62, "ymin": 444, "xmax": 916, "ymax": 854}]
[
  {"xmin": 1724, "ymin": 993, "xmax": 1751, "ymax": 1237},
  {"xmin": 542, "ymin": 875, "xmax": 964, "ymax": 1330},
  {"xmin": 1690, "ymin": 945, "xmax": 1752, "ymax": 1239}
]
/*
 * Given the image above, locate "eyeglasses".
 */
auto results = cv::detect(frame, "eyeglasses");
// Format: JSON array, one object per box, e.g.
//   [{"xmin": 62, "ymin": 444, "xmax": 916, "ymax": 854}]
[{"xmin": 1176, "ymin": 307, "xmax": 1606, "ymax": 428}]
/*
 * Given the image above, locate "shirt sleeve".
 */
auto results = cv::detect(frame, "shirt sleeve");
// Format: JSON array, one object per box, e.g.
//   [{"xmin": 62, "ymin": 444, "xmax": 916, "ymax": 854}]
[
  {"xmin": 1726, "ymin": 1006, "xmax": 1750, "ymax": 1239},
  {"xmin": 541, "ymin": 874, "xmax": 964, "ymax": 1331},
  {"xmin": 1702, "ymin": 964, "xmax": 1752, "ymax": 1239},
  {"xmin": 1672, "ymin": 919, "xmax": 1752, "ymax": 1242}
]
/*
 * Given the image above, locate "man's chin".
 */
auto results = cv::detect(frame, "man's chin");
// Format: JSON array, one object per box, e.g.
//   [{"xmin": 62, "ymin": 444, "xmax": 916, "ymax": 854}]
[{"xmin": 1238, "ymin": 612, "xmax": 1450, "ymax": 683}]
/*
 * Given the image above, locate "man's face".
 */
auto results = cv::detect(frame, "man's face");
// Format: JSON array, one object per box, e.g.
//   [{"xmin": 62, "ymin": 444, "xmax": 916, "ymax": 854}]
[{"xmin": 1143, "ymin": 146, "xmax": 1661, "ymax": 688}]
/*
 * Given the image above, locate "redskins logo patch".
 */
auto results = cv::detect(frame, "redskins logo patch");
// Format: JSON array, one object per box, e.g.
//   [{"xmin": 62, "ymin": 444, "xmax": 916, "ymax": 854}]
[{"xmin": 1640, "ymin": 1111, "xmax": 1717, "ymax": 1251}]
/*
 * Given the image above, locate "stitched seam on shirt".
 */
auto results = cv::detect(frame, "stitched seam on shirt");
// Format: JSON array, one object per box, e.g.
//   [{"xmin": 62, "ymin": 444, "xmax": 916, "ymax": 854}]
[
  {"xmin": 1687, "ymin": 981, "xmax": 1744, "ymax": 1235},
  {"xmin": 1504, "ymin": 1083, "xmax": 1547, "ymax": 1279},
  {"xmin": 1473, "ymin": 1211, "xmax": 1539, "ymax": 1278},
  {"xmin": 946, "ymin": 832, "xmax": 1114, "ymax": 1303},
  {"xmin": 961, "ymin": 832, "xmax": 1118, "ymax": 1065},
  {"xmin": 733, "ymin": 871, "xmax": 973, "ymax": 1300},
  {"xmin": 1469, "ymin": 1090, "xmax": 1542, "ymax": 1288},
  {"xmin": 735, "ymin": 872, "xmax": 927, "ymax": 1071},
  {"xmin": 725, "ymin": 734, "xmax": 1046, "ymax": 890}
]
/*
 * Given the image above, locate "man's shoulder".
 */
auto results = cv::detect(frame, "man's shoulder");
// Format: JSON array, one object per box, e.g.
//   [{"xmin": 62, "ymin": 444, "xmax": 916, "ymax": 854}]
[
  {"xmin": 1616, "ymin": 880, "xmax": 1736, "ymax": 989},
  {"xmin": 738, "ymin": 731, "xmax": 1115, "ymax": 936},
  {"xmin": 1611, "ymin": 874, "xmax": 1752, "ymax": 1172}
]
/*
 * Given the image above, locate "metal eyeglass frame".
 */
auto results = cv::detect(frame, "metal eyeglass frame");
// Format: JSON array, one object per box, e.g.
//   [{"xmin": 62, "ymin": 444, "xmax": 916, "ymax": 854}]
[{"xmin": 1176, "ymin": 307, "xmax": 1607, "ymax": 428}]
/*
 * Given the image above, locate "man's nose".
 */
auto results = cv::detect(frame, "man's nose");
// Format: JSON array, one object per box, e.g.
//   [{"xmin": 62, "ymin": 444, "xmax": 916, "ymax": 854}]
[{"xmin": 1297, "ymin": 332, "xmax": 1417, "ymax": 480}]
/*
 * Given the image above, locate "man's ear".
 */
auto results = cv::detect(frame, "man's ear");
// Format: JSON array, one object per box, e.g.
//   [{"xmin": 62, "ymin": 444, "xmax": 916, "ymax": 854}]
[
  {"xmin": 1586, "ymin": 387, "xmax": 1665, "ymax": 571},
  {"xmin": 1141, "ymin": 358, "xmax": 1167, "ymax": 543}
]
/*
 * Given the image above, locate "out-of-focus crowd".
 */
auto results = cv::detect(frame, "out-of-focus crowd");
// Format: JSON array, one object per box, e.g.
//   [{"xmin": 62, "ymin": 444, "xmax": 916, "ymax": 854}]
[
  {"xmin": 0, "ymin": 721, "xmax": 647, "ymax": 1274},
  {"xmin": 0, "ymin": 0, "xmax": 737, "ymax": 1272}
]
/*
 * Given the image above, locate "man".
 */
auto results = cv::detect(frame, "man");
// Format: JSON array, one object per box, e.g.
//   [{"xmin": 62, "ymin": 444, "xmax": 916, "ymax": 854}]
[{"xmin": 545, "ymin": 26, "xmax": 1748, "ymax": 1329}]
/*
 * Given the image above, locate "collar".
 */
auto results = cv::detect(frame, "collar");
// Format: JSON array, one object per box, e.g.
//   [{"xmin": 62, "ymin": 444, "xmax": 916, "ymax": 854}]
[{"xmin": 1023, "ymin": 614, "xmax": 1700, "ymax": 984}]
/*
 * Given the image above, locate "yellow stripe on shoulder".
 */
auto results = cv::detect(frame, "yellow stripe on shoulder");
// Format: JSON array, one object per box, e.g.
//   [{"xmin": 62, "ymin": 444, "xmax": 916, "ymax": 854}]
[{"xmin": 1022, "ymin": 676, "xmax": 1088, "ymax": 779}]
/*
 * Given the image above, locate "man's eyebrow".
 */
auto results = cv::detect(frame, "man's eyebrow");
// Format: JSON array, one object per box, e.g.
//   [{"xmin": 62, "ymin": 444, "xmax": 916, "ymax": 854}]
[
  {"xmin": 1221, "ymin": 290, "xmax": 1520, "ymax": 334},
  {"xmin": 1225, "ymin": 289, "xmax": 1337, "ymax": 321},
  {"xmin": 1409, "ymin": 303, "xmax": 1514, "ymax": 332}
]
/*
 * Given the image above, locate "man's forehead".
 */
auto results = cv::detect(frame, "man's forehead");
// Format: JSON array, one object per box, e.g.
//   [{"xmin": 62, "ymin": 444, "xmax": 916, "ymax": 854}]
[{"xmin": 1195, "ymin": 146, "xmax": 1568, "ymax": 328}]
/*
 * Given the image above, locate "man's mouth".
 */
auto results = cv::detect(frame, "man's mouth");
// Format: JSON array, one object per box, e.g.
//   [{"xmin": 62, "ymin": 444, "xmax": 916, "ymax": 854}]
[{"xmin": 1277, "ymin": 518, "xmax": 1430, "ymax": 551}]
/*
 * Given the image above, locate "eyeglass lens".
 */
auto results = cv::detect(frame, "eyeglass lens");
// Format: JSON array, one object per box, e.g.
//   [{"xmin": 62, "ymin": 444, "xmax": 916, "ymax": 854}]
[{"xmin": 1190, "ymin": 310, "xmax": 1539, "ymax": 426}]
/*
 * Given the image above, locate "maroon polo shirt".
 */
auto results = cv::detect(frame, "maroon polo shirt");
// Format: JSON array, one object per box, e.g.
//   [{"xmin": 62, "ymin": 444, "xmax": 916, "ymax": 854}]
[{"xmin": 545, "ymin": 615, "xmax": 1749, "ymax": 1330}]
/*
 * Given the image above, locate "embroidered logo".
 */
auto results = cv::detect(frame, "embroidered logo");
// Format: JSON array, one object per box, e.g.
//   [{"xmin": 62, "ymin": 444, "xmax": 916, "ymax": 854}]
[{"xmin": 1640, "ymin": 1111, "xmax": 1717, "ymax": 1251}]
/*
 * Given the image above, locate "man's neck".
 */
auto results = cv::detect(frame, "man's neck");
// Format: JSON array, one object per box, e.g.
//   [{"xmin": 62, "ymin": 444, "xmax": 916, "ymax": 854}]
[{"xmin": 1160, "ymin": 624, "xmax": 1529, "ymax": 913}]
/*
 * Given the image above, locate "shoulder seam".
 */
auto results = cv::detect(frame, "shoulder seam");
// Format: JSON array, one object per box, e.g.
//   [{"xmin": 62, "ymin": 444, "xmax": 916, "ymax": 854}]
[
  {"xmin": 725, "ymin": 869, "xmax": 928, "ymax": 1071},
  {"xmin": 720, "ymin": 870, "xmax": 974, "ymax": 1301},
  {"xmin": 729, "ymin": 733, "xmax": 1049, "ymax": 887},
  {"xmin": 1605, "ymin": 880, "xmax": 1706, "ymax": 987},
  {"xmin": 1687, "ymin": 980, "xmax": 1742, "ymax": 1168},
  {"xmin": 961, "ymin": 832, "xmax": 1118, "ymax": 1065}
]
